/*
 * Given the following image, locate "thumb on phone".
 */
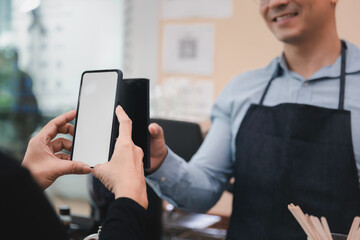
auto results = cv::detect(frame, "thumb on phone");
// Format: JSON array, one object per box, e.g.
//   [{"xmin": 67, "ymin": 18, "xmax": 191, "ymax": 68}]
[{"xmin": 148, "ymin": 123, "xmax": 167, "ymax": 173}]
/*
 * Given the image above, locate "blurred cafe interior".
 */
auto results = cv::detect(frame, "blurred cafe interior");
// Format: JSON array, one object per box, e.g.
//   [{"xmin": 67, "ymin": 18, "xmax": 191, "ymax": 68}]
[{"xmin": 1, "ymin": 0, "xmax": 360, "ymax": 239}]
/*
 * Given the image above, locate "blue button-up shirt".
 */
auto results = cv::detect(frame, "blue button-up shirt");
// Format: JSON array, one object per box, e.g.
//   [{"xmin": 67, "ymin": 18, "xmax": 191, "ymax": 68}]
[{"xmin": 147, "ymin": 40, "xmax": 360, "ymax": 212}]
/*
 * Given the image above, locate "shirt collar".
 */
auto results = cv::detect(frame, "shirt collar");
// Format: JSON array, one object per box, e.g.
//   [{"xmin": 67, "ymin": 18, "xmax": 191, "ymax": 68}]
[{"xmin": 273, "ymin": 40, "xmax": 360, "ymax": 81}]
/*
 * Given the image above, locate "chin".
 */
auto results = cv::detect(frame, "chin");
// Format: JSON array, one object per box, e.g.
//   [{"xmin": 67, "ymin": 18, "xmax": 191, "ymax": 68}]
[
  {"xmin": 272, "ymin": 29, "xmax": 306, "ymax": 44},
  {"xmin": 277, "ymin": 35, "xmax": 301, "ymax": 44}
]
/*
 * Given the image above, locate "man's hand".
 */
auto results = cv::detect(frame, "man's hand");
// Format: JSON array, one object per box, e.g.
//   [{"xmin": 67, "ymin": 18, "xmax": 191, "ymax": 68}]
[
  {"xmin": 92, "ymin": 106, "xmax": 148, "ymax": 209},
  {"xmin": 147, "ymin": 123, "xmax": 167, "ymax": 173},
  {"xmin": 22, "ymin": 110, "xmax": 91, "ymax": 190}
]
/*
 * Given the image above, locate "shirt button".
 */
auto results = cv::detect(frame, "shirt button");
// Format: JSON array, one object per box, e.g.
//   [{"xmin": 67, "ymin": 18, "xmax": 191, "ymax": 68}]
[
  {"xmin": 161, "ymin": 177, "xmax": 166, "ymax": 182},
  {"xmin": 304, "ymin": 81, "xmax": 309, "ymax": 87}
]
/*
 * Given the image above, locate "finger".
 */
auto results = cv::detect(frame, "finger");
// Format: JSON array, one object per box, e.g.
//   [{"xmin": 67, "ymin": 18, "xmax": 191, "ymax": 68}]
[
  {"xmin": 92, "ymin": 164, "xmax": 101, "ymax": 178},
  {"xmin": 58, "ymin": 160, "xmax": 91, "ymax": 176},
  {"xmin": 116, "ymin": 106, "xmax": 133, "ymax": 142},
  {"xmin": 39, "ymin": 110, "xmax": 77, "ymax": 142},
  {"xmin": 135, "ymin": 146, "xmax": 144, "ymax": 159},
  {"xmin": 50, "ymin": 138, "xmax": 72, "ymax": 153},
  {"xmin": 57, "ymin": 123, "xmax": 75, "ymax": 136},
  {"xmin": 135, "ymin": 146, "xmax": 144, "ymax": 166},
  {"xmin": 148, "ymin": 123, "xmax": 164, "ymax": 140},
  {"xmin": 55, "ymin": 153, "xmax": 71, "ymax": 160},
  {"xmin": 92, "ymin": 163, "xmax": 106, "ymax": 179}
]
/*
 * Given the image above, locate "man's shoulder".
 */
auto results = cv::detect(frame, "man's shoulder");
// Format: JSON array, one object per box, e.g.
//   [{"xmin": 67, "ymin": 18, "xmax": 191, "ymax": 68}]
[
  {"xmin": 222, "ymin": 57, "xmax": 279, "ymax": 95},
  {"xmin": 345, "ymin": 40, "xmax": 360, "ymax": 73},
  {"xmin": 212, "ymin": 57, "xmax": 280, "ymax": 116}
]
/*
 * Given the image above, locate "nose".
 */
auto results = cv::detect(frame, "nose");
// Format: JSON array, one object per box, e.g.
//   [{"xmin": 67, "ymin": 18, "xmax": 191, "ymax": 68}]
[{"xmin": 262, "ymin": 0, "xmax": 289, "ymax": 8}]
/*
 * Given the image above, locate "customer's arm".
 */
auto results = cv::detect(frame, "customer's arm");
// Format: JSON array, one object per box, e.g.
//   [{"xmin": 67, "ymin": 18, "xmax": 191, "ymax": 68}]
[
  {"xmin": 0, "ymin": 152, "xmax": 69, "ymax": 240},
  {"xmin": 146, "ymin": 90, "xmax": 234, "ymax": 212},
  {"xmin": 0, "ymin": 110, "xmax": 92, "ymax": 240},
  {"xmin": 99, "ymin": 198, "xmax": 147, "ymax": 240},
  {"xmin": 92, "ymin": 106, "xmax": 148, "ymax": 240},
  {"xmin": 1, "ymin": 110, "xmax": 91, "ymax": 240}
]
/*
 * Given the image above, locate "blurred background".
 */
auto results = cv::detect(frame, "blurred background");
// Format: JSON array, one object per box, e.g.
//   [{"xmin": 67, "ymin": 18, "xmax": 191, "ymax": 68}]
[{"xmin": 1, "ymin": 0, "xmax": 360, "ymax": 238}]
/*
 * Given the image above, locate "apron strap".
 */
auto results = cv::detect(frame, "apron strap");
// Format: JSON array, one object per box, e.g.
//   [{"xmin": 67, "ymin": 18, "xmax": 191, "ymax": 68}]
[
  {"xmin": 259, "ymin": 40, "xmax": 347, "ymax": 110},
  {"xmin": 259, "ymin": 67, "xmax": 281, "ymax": 106},
  {"xmin": 339, "ymin": 40, "xmax": 347, "ymax": 110}
]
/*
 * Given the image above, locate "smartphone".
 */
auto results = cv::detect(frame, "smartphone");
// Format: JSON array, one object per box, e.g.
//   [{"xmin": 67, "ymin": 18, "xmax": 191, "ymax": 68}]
[
  {"xmin": 119, "ymin": 78, "xmax": 150, "ymax": 169},
  {"xmin": 71, "ymin": 69, "xmax": 122, "ymax": 167}
]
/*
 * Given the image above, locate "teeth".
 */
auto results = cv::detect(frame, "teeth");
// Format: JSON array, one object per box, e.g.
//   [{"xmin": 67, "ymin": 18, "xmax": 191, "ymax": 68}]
[{"xmin": 275, "ymin": 13, "xmax": 296, "ymax": 22}]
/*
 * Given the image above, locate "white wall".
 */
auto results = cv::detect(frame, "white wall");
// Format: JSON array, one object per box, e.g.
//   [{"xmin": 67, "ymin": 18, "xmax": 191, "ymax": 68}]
[{"xmin": 122, "ymin": 0, "xmax": 159, "ymax": 86}]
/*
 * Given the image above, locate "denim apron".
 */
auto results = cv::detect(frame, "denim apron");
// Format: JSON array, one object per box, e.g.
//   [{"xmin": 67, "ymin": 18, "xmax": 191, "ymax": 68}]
[{"xmin": 227, "ymin": 41, "xmax": 360, "ymax": 239}]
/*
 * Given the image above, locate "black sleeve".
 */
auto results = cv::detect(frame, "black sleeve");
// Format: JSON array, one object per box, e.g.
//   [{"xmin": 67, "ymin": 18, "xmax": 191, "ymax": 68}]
[
  {"xmin": 100, "ymin": 197, "xmax": 147, "ymax": 240},
  {"xmin": 0, "ymin": 152, "xmax": 69, "ymax": 240}
]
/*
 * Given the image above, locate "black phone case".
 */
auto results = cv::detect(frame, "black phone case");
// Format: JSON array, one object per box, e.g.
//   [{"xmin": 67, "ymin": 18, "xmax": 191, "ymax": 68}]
[
  {"xmin": 71, "ymin": 69, "xmax": 123, "ymax": 164},
  {"xmin": 118, "ymin": 78, "xmax": 150, "ymax": 169}
]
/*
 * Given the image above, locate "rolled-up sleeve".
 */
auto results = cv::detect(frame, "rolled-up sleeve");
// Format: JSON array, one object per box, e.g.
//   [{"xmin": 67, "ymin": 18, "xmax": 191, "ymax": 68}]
[{"xmin": 147, "ymin": 90, "xmax": 234, "ymax": 212}]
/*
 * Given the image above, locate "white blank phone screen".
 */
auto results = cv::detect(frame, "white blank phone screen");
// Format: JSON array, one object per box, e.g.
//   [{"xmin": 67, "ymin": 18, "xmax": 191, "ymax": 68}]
[{"xmin": 72, "ymin": 71, "xmax": 118, "ymax": 167}]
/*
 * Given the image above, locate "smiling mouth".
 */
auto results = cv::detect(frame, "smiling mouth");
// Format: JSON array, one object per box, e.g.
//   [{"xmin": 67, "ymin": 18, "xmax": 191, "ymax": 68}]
[{"xmin": 273, "ymin": 13, "xmax": 298, "ymax": 22}]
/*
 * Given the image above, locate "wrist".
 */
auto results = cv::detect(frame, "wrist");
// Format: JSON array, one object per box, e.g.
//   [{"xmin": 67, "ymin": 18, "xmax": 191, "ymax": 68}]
[
  {"xmin": 147, "ymin": 147, "xmax": 168, "ymax": 174},
  {"xmin": 114, "ymin": 190, "xmax": 148, "ymax": 209}
]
